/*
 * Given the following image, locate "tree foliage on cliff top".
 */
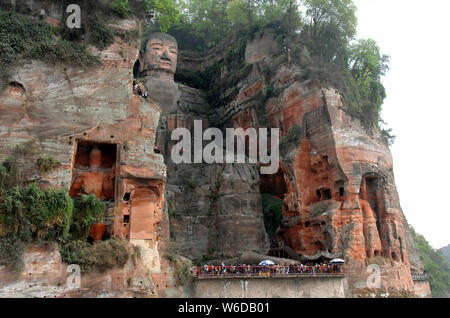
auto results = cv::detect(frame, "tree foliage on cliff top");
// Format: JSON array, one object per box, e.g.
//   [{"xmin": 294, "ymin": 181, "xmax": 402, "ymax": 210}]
[
  {"xmin": 0, "ymin": 10, "xmax": 98, "ymax": 89},
  {"xmin": 410, "ymin": 226, "xmax": 450, "ymax": 297},
  {"xmin": 156, "ymin": 0, "xmax": 393, "ymax": 143}
]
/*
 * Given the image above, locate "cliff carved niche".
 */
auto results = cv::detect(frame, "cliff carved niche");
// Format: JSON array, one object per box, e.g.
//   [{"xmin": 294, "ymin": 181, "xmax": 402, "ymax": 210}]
[
  {"xmin": 7, "ymin": 81, "xmax": 26, "ymax": 100},
  {"xmin": 260, "ymin": 167, "xmax": 287, "ymax": 200},
  {"xmin": 69, "ymin": 141, "xmax": 117, "ymax": 201},
  {"xmin": 360, "ymin": 174, "xmax": 385, "ymax": 231},
  {"xmin": 114, "ymin": 179, "xmax": 164, "ymax": 242},
  {"xmin": 359, "ymin": 173, "xmax": 386, "ymax": 259}
]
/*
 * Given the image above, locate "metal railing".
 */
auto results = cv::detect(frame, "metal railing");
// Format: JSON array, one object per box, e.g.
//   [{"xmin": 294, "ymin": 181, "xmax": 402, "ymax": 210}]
[
  {"xmin": 193, "ymin": 265, "xmax": 345, "ymax": 278},
  {"xmin": 411, "ymin": 272, "xmax": 429, "ymax": 281}
]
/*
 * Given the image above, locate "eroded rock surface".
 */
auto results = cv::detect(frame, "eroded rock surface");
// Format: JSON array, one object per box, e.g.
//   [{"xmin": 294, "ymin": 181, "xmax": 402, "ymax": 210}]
[
  {"xmin": 140, "ymin": 33, "xmax": 269, "ymax": 260},
  {"xmin": 173, "ymin": 29, "xmax": 425, "ymax": 294},
  {"xmin": 0, "ymin": 13, "xmax": 428, "ymax": 297},
  {"xmin": 0, "ymin": 18, "xmax": 178, "ymax": 297}
]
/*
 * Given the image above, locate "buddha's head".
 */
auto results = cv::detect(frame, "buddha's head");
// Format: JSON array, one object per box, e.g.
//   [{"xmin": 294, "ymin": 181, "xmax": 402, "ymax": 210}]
[
  {"xmin": 89, "ymin": 146, "xmax": 102, "ymax": 168},
  {"xmin": 139, "ymin": 33, "xmax": 178, "ymax": 80}
]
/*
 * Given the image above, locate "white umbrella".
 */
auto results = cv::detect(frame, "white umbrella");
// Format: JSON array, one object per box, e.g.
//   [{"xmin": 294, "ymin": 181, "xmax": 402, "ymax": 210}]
[
  {"xmin": 258, "ymin": 260, "xmax": 275, "ymax": 266},
  {"xmin": 330, "ymin": 258, "xmax": 345, "ymax": 264}
]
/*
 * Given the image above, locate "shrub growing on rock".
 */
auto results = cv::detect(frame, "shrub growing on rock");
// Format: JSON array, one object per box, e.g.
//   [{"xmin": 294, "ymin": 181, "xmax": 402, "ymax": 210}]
[
  {"xmin": 60, "ymin": 239, "xmax": 131, "ymax": 273},
  {"xmin": 37, "ymin": 156, "xmax": 60, "ymax": 174}
]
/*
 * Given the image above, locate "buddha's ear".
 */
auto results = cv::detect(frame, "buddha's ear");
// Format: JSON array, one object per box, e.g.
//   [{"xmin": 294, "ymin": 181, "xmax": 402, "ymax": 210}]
[{"xmin": 138, "ymin": 52, "xmax": 145, "ymax": 72}]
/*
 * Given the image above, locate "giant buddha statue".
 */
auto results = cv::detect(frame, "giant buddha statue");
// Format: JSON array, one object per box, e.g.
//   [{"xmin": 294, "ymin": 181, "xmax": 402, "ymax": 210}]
[{"xmin": 139, "ymin": 33, "xmax": 178, "ymax": 81}]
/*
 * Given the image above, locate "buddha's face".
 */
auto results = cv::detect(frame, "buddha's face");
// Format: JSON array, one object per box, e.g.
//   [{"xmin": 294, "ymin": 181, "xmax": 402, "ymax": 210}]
[
  {"xmin": 89, "ymin": 147, "xmax": 102, "ymax": 168},
  {"xmin": 142, "ymin": 33, "xmax": 178, "ymax": 78}
]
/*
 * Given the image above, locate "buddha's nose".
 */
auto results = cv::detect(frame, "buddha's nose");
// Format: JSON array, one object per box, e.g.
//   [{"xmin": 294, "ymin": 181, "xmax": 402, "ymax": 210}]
[{"xmin": 161, "ymin": 49, "xmax": 171, "ymax": 60}]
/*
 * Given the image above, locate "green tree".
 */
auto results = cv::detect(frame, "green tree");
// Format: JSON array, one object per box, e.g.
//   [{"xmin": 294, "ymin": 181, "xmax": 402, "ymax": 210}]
[
  {"xmin": 260, "ymin": 0, "xmax": 302, "ymax": 34},
  {"xmin": 187, "ymin": 0, "xmax": 232, "ymax": 48},
  {"xmin": 146, "ymin": 0, "xmax": 182, "ymax": 32},
  {"xmin": 226, "ymin": 0, "xmax": 255, "ymax": 28},
  {"xmin": 411, "ymin": 226, "xmax": 450, "ymax": 297},
  {"xmin": 301, "ymin": 0, "xmax": 357, "ymax": 63},
  {"xmin": 111, "ymin": 0, "xmax": 132, "ymax": 17},
  {"xmin": 349, "ymin": 39, "xmax": 389, "ymax": 92},
  {"xmin": 348, "ymin": 38, "xmax": 389, "ymax": 128}
]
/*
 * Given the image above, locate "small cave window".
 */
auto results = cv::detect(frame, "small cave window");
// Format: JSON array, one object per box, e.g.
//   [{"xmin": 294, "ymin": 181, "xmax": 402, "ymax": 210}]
[
  {"xmin": 323, "ymin": 189, "xmax": 332, "ymax": 200},
  {"xmin": 123, "ymin": 192, "xmax": 131, "ymax": 201},
  {"xmin": 123, "ymin": 215, "xmax": 130, "ymax": 224},
  {"xmin": 374, "ymin": 250, "xmax": 380, "ymax": 257},
  {"xmin": 305, "ymin": 221, "xmax": 310, "ymax": 228},
  {"xmin": 321, "ymin": 221, "xmax": 326, "ymax": 226},
  {"xmin": 339, "ymin": 187, "xmax": 345, "ymax": 197},
  {"xmin": 8, "ymin": 81, "xmax": 26, "ymax": 97},
  {"xmin": 316, "ymin": 189, "xmax": 322, "ymax": 201},
  {"xmin": 391, "ymin": 252, "xmax": 396, "ymax": 260}
]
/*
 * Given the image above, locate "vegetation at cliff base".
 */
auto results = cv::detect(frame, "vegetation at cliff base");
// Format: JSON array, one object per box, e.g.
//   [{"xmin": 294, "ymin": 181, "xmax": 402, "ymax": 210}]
[
  {"xmin": 165, "ymin": 242, "xmax": 193, "ymax": 286},
  {"xmin": 69, "ymin": 194, "xmax": 107, "ymax": 242},
  {"xmin": 0, "ymin": 144, "xmax": 117, "ymax": 272},
  {"xmin": 37, "ymin": 156, "xmax": 60, "ymax": 174},
  {"xmin": 261, "ymin": 194, "xmax": 283, "ymax": 241},
  {"xmin": 411, "ymin": 226, "xmax": 450, "ymax": 297},
  {"xmin": 59, "ymin": 238, "xmax": 131, "ymax": 273}
]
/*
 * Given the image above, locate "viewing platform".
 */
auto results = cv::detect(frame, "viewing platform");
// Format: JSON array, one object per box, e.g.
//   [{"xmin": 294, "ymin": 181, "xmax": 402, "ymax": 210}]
[
  {"xmin": 412, "ymin": 272, "xmax": 429, "ymax": 282},
  {"xmin": 192, "ymin": 265, "xmax": 345, "ymax": 280}
]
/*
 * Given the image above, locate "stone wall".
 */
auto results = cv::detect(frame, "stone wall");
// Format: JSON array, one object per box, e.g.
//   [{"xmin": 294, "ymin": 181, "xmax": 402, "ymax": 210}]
[
  {"xmin": 0, "ymin": 243, "xmax": 169, "ymax": 298},
  {"xmin": 413, "ymin": 281, "xmax": 432, "ymax": 298},
  {"xmin": 187, "ymin": 276, "xmax": 349, "ymax": 298}
]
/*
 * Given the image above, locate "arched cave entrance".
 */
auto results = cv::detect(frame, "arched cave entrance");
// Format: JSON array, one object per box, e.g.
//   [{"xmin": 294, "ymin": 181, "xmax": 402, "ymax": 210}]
[
  {"xmin": 359, "ymin": 173, "xmax": 404, "ymax": 262},
  {"xmin": 359, "ymin": 173, "xmax": 385, "ymax": 239},
  {"xmin": 260, "ymin": 167, "xmax": 287, "ymax": 199},
  {"xmin": 260, "ymin": 167, "xmax": 288, "ymax": 243}
]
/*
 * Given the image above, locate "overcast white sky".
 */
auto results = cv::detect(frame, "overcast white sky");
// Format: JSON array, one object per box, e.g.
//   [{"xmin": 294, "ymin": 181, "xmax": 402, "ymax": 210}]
[{"xmin": 353, "ymin": 0, "xmax": 450, "ymax": 249}]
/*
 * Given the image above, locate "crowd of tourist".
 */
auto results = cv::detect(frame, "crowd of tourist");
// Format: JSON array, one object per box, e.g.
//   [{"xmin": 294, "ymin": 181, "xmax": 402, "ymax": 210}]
[
  {"xmin": 194, "ymin": 263, "xmax": 343, "ymax": 277},
  {"xmin": 133, "ymin": 80, "xmax": 149, "ymax": 99}
]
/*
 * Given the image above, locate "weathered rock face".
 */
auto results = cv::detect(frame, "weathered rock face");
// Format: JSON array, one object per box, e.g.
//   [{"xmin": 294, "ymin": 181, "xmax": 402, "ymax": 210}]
[
  {"xmin": 140, "ymin": 33, "xmax": 269, "ymax": 260},
  {"xmin": 0, "ymin": 10, "xmax": 427, "ymax": 296},
  {"xmin": 0, "ymin": 18, "xmax": 180, "ymax": 297},
  {"xmin": 0, "ymin": 243, "xmax": 160, "ymax": 298},
  {"xmin": 174, "ymin": 29, "xmax": 425, "ymax": 294},
  {"xmin": 166, "ymin": 162, "xmax": 268, "ymax": 259}
]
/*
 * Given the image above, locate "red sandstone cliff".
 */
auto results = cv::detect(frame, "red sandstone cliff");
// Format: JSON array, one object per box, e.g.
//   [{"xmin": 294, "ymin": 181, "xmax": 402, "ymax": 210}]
[{"xmin": 0, "ymin": 5, "xmax": 429, "ymax": 297}]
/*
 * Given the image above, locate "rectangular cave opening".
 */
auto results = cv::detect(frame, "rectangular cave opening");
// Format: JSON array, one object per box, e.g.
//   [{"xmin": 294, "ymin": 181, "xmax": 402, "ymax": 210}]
[
  {"xmin": 69, "ymin": 140, "xmax": 118, "ymax": 243},
  {"xmin": 70, "ymin": 140, "xmax": 118, "ymax": 200}
]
